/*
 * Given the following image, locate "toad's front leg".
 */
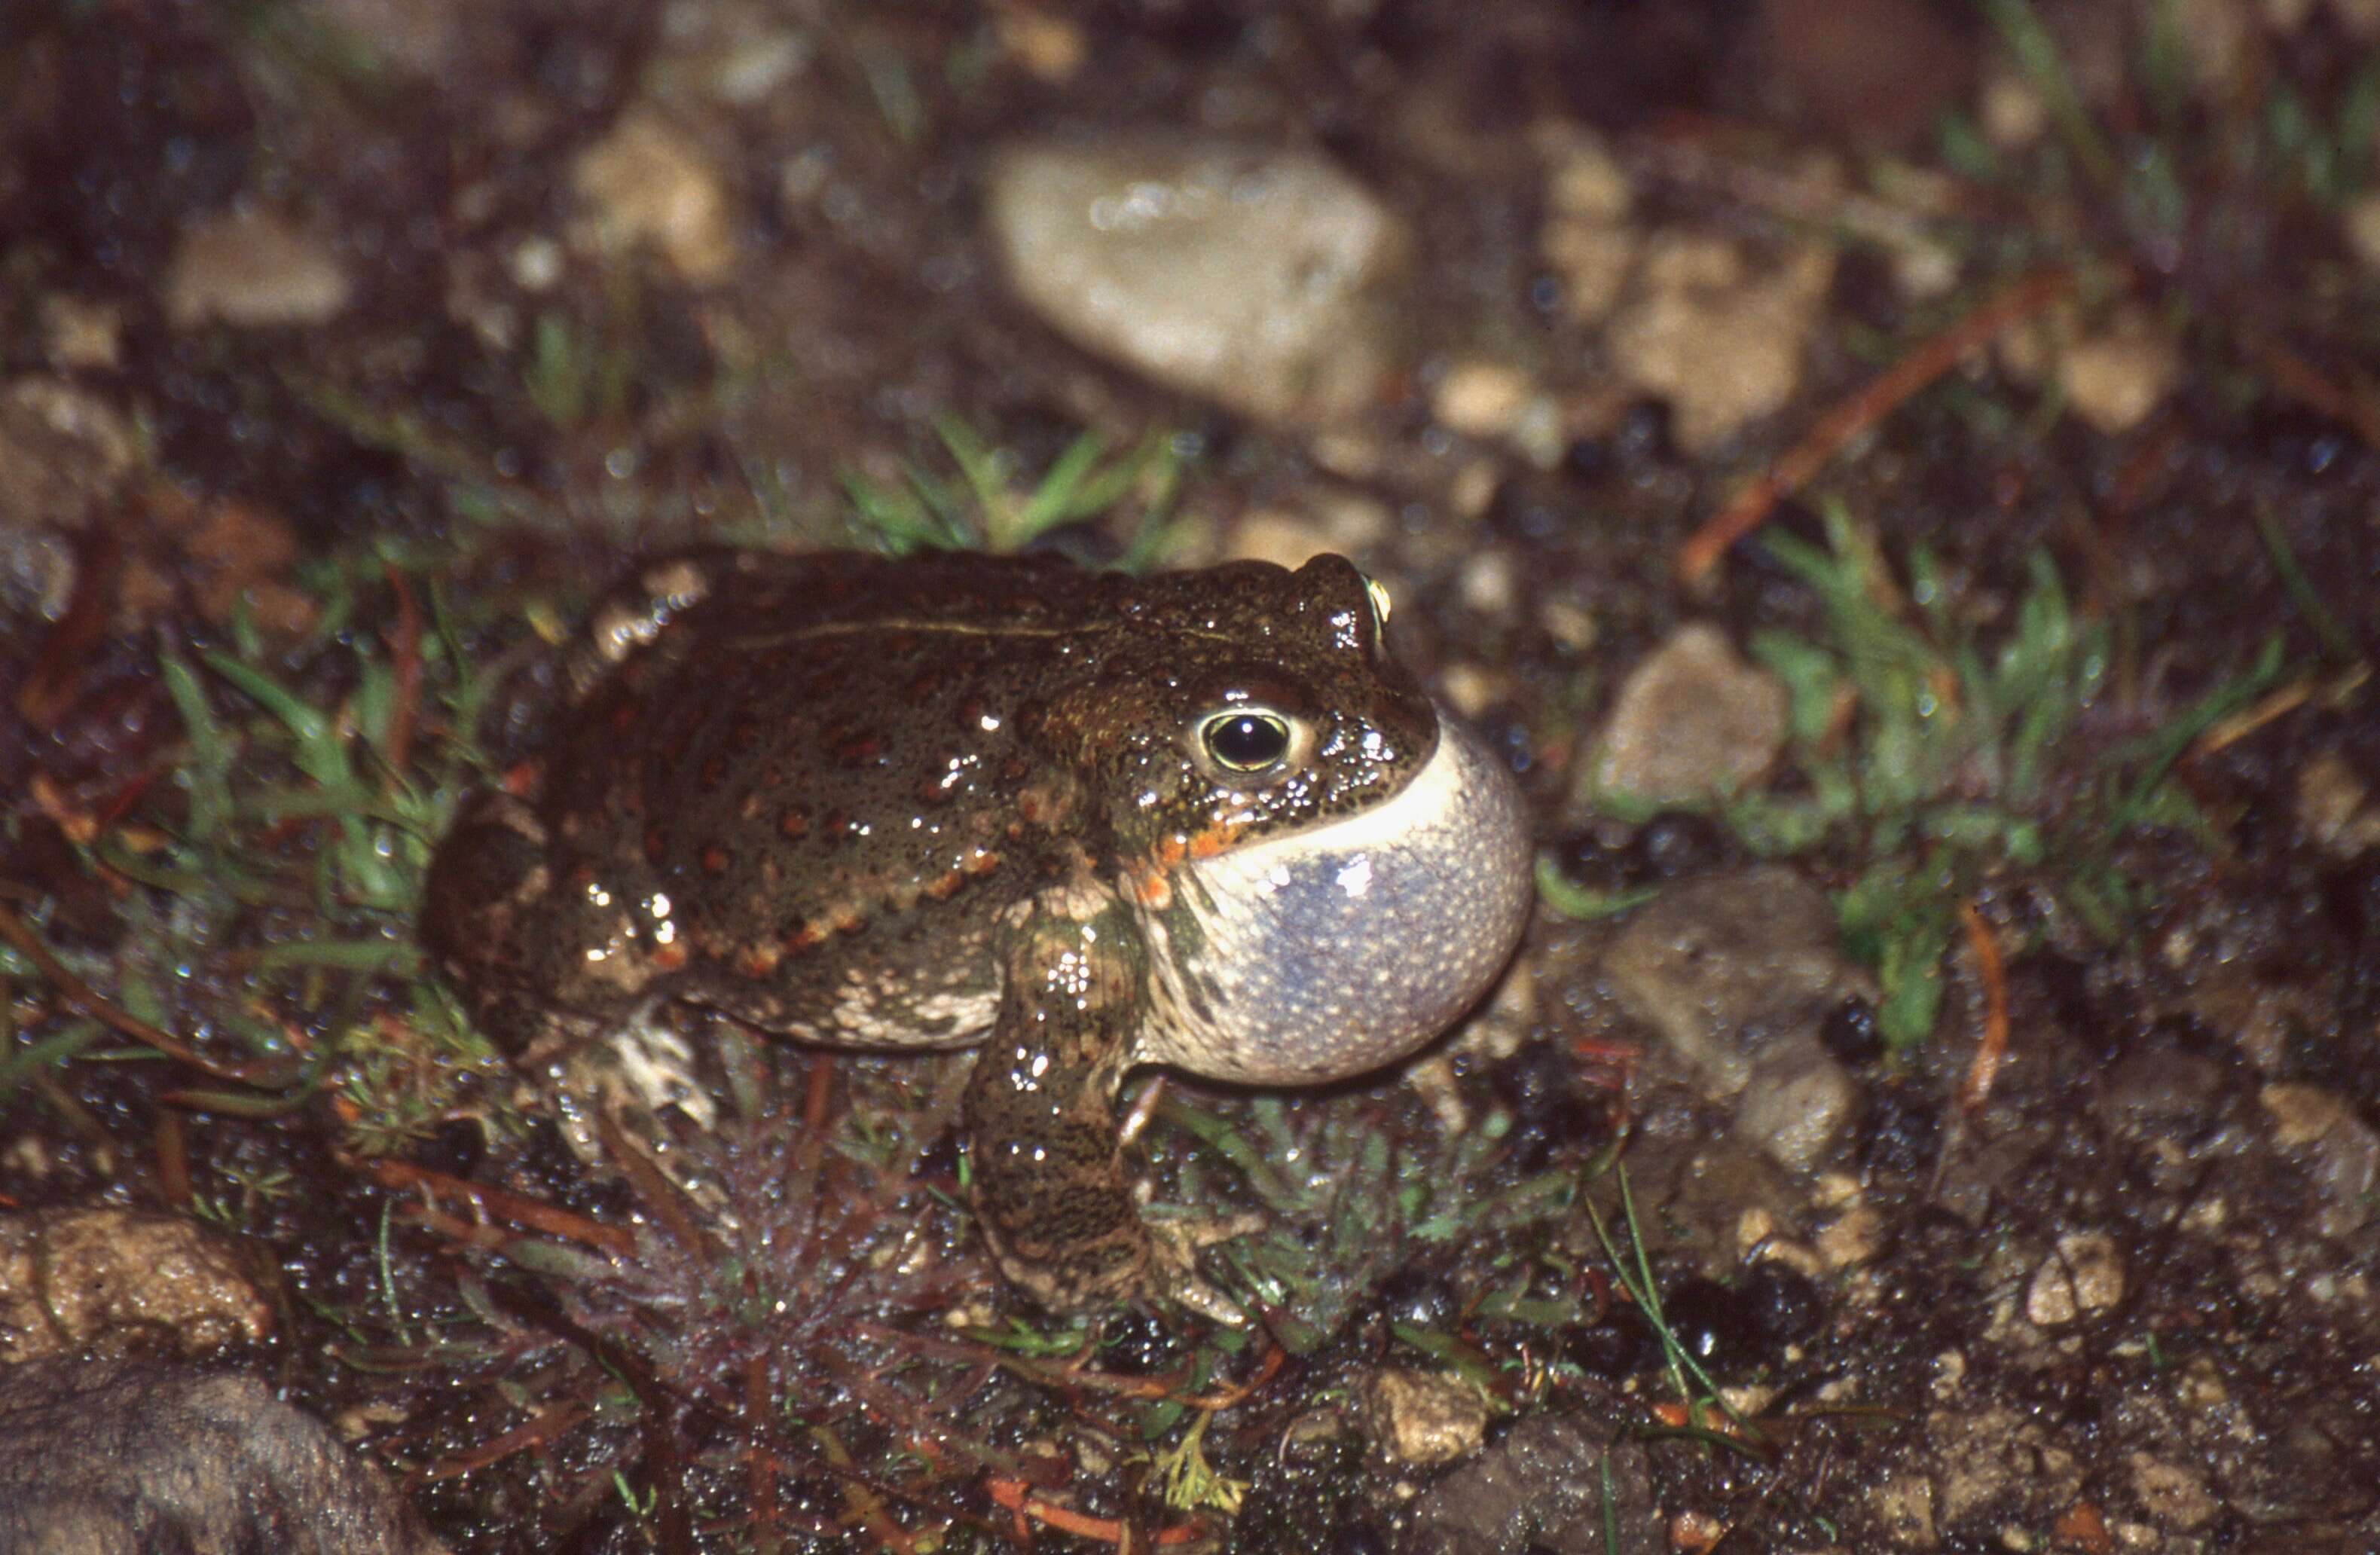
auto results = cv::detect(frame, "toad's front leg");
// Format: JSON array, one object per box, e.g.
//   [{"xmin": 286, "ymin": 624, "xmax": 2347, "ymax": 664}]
[{"xmin": 964, "ymin": 901, "xmax": 1149, "ymax": 1312}]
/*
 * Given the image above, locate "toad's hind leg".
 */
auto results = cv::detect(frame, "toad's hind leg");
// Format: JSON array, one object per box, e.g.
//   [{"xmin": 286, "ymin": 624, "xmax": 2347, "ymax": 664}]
[{"xmin": 963, "ymin": 906, "xmax": 1149, "ymax": 1312}]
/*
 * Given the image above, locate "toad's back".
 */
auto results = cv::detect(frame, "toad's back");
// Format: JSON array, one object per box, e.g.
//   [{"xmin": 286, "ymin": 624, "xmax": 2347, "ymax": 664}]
[{"xmin": 430, "ymin": 548, "xmax": 1147, "ymax": 1052}]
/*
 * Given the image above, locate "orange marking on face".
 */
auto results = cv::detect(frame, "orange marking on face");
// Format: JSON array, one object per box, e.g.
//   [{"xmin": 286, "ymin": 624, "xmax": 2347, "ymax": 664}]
[
  {"xmin": 778, "ymin": 806, "xmax": 809, "ymax": 839},
  {"xmin": 924, "ymin": 869, "xmax": 965, "ymax": 901},
  {"xmin": 1187, "ymin": 826, "xmax": 1238, "ymax": 860},
  {"xmin": 701, "ymin": 845, "xmax": 731, "ymax": 874},
  {"xmin": 784, "ymin": 924, "xmax": 827, "ymax": 952},
  {"xmin": 1132, "ymin": 869, "xmax": 1173, "ymax": 910},
  {"xmin": 737, "ymin": 945, "xmax": 781, "ymax": 979},
  {"xmin": 962, "ymin": 848, "xmax": 1003, "ymax": 875}
]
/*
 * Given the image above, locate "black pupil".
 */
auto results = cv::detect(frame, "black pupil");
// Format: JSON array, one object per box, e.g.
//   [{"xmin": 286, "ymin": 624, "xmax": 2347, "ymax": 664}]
[{"xmin": 1208, "ymin": 714, "xmax": 1288, "ymax": 768}]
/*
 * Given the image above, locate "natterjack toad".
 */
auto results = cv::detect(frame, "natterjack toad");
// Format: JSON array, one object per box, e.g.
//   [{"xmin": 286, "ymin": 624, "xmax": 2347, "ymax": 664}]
[{"xmin": 423, "ymin": 548, "xmax": 1532, "ymax": 1309}]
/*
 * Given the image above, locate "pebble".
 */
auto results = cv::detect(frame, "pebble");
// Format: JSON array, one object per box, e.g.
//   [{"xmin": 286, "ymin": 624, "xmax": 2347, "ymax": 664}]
[
  {"xmin": 0, "ymin": 1359, "xmax": 451, "ymax": 1554},
  {"xmin": 1733, "ymin": 1034, "xmax": 1860, "ymax": 1175},
  {"xmin": 0, "ymin": 1209, "xmax": 272, "ymax": 1362},
  {"xmin": 2058, "ymin": 308, "xmax": 2181, "ymax": 435},
  {"xmin": 985, "ymin": 139, "xmax": 1410, "ymax": 426},
  {"xmin": 1817, "ymin": 1205, "xmax": 1884, "ymax": 1269},
  {"xmin": 2126, "ymin": 1453, "xmax": 2217, "ymax": 1532},
  {"xmin": 1868, "ymin": 1473, "xmax": 1937, "ymax": 1547},
  {"xmin": 2024, "ymin": 1233, "xmax": 2125, "ymax": 1327},
  {"xmin": 1364, "ymin": 1367, "xmax": 1488, "ymax": 1468},
  {"xmin": 165, "ymin": 206, "xmax": 354, "ymax": 329},
  {"xmin": 1605, "ymin": 234, "xmax": 1835, "ymax": 453},
  {"xmin": 1603, "ymin": 867, "xmax": 1856, "ymax": 1095},
  {"xmin": 1590, "ymin": 622, "xmax": 1789, "ymax": 806},
  {"xmin": 1538, "ymin": 130, "xmax": 1637, "ymax": 327},
  {"xmin": 572, "ymin": 112, "xmax": 739, "ymax": 285},
  {"xmin": 39, "ymin": 295, "xmax": 123, "ymax": 371},
  {"xmin": 1433, "ymin": 359, "xmax": 1536, "ymax": 441},
  {"xmin": 2295, "ymin": 751, "xmax": 2380, "ymax": 854}
]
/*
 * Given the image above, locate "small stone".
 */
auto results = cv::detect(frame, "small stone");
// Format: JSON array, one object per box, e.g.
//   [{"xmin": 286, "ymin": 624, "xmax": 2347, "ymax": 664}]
[
  {"xmin": 2026, "ymin": 1233, "xmax": 2123, "ymax": 1327},
  {"xmin": 1546, "ymin": 131, "xmax": 1633, "ymax": 221},
  {"xmin": 573, "ymin": 112, "xmax": 738, "ymax": 285},
  {"xmin": 1541, "ymin": 215, "xmax": 1637, "ymax": 325},
  {"xmin": 1434, "ymin": 359, "xmax": 1537, "ymax": 441},
  {"xmin": 1603, "ymin": 867, "xmax": 1854, "ymax": 1095},
  {"xmin": 1869, "ymin": 1473, "xmax": 1938, "ymax": 1547},
  {"xmin": 704, "ymin": 32, "xmax": 811, "ymax": 104},
  {"xmin": 2125, "ymin": 1453, "xmax": 2217, "ymax": 1532},
  {"xmin": 1592, "ymin": 623, "xmax": 1789, "ymax": 805},
  {"xmin": 997, "ymin": 8, "xmax": 1086, "ymax": 81},
  {"xmin": 509, "ymin": 236, "xmax": 564, "ymax": 292},
  {"xmin": 1980, "ymin": 67, "xmax": 2049, "ymax": 148},
  {"xmin": 40, "ymin": 295, "xmax": 124, "ymax": 370},
  {"xmin": 2296, "ymin": 750, "xmax": 2380, "ymax": 854},
  {"xmin": 2058, "ymin": 310, "xmax": 2181, "ymax": 435},
  {"xmin": 985, "ymin": 139, "xmax": 1410, "ymax": 427},
  {"xmin": 0, "ymin": 1360, "xmax": 454, "ymax": 1554},
  {"xmin": 1606, "ymin": 234, "xmax": 1835, "ymax": 453},
  {"xmin": 1457, "ymin": 549, "xmax": 1518, "ymax": 618},
  {"xmin": 1227, "ymin": 508, "xmax": 1339, "ymax": 571},
  {"xmin": 1817, "ymin": 1205, "xmax": 1884, "ymax": 1269},
  {"xmin": 2262, "ymin": 1082, "xmax": 2353, "ymax": 1147},
  {"xmin": 166, "ymin": 206, "xmax": 354, "ymax": 329},
  {"xmin": 1733, "ymin": 1036, "xmax": 1859, "ymax": 1174},
  {"xmin": 1436, "ymin": 663, "xmax": 1505, "ymax": 723},
  {"xmin": 1364, "ymin": 1367, "xmax": 1489, "ymax": 1468},
  {"xmin": 2263, "ymin": 1083, "xmax": 2380, "ymax": 1234},
  {"xmin": 0, "ymin": 1209, "xmax": 273, "ymax": 1362},
  {"xmin": 0, "ymin": 377, "xmax": 139, "ymax": 534}
]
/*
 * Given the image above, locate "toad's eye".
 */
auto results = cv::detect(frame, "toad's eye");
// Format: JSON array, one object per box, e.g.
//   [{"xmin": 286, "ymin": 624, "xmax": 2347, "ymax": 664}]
[{"xmin": 1200, "ymin": 710, "xmax": 1293, "ymax": 772}]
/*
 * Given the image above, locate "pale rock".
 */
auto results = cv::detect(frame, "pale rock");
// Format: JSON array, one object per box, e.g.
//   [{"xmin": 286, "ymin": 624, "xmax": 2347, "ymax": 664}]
[
  {"xmin": 1592, "ymin": 623, "xmax": 1788, "ymax": 805},
  {"xmin": 2058, "ymin": 309, "xmax": 2181, "ymax": 435},
  {"xmin": 1546, "ymin": 131, "xmax": 1634, "ymax": 222},
  {"xmin": 1364, "ymin": 1367, "xmax": 1488, "ymax": 1468},
  {"xmin": 1541, "ymin": 215, "xmax": 1637, "ymax": 325},
  {"xmin": 997, "ymin": 8, "xmax": 1086, "ymax": 81},
  {"xmin": 1603, "ymin": 866, "xmax": 1858, "ymax": 1098},
  {"xmin": 1869, "ymin": 1473, "xmax": 1938, "ymax": 1547},
  {"xmin": 0, "ymin": 1209, "xmax": 272, "ymax": 1362},
  {"xmin": 2295, "ymin": 750, "xmax": 2379, "ymax": 853},
  {"xmin": 988, "ymin": 139, "xmax": 1410, "ymax": 427},
  {"xmin": 1981, "ymin": 66, "xmax": 2050, "ymax": 148},
  {"xmin": 2126, "ymin": 1453, "xmax": 2217, "ymax": 1532},
  {"xmin": 2262, "ymin": 1082, "xmax": 2354, "ymax": 1147},
  {"xmin": 2025, "ymin": 1233, "xmax": 2124, "ymax": 1327},
  {"xmin": 1606, "ymin": 234, "xmax": 1835, "ymax": 453},
  {"xmin": 166, "ymin": 206, "xmax": 353, "ymax": 329},
  {"xmin": 573, "ymin": 113, "xmax": 738, "ymax": 285},
  {"xmin": 1434, "ymin": 359, "xmax": 1536, "ymax": 441},
  {"xmin": 1818, "ymin": 1205, "xmax": 1884, "ymax": 1269},
  {"xmin": 40, "ymin": 295, "xmax": 123, "ymax": 370}
]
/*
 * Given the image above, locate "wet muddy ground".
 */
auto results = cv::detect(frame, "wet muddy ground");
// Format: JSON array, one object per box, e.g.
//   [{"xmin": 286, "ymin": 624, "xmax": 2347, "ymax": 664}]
[{"xmin": 2, "ymin": 1, "xmax": 2378, "ymax": 1551}]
